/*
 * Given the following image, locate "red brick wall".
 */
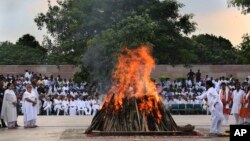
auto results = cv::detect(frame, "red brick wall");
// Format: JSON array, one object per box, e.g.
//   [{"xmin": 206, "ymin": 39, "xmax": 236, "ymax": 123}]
[
  {"xmin": 0, "ymin": 65, "xmax": 249, "ymax": 81},
  {"xmin": 151, "ymin": 65, "xmax": 250, "ymax": 81},
  {"xmin": 0, "ymin": 65, "xmax": 80, "ymax": 79}
]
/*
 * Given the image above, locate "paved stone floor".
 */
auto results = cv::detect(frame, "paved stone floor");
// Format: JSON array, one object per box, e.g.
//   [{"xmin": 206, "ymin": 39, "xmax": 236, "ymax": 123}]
[{"xmin": 0, "ymin": 115, "xmax": 232, "ymax": 141}]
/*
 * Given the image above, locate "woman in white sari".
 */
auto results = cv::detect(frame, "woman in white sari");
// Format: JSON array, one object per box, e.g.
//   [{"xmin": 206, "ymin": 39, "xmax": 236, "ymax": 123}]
[
  {"xmin": 22, "ymin": 85, "xmax": 37, "ymax": 128},
  {"xmin": 0, "ymin": 83, "xmax": 17, "ymax": 129}
]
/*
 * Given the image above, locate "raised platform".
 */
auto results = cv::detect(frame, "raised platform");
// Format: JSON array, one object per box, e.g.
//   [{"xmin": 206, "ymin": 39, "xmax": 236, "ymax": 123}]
[
  {"xmin": 0, "ymin": 115, "xmax": 231, "ymax": 141},
  {"xmin": 89, "ymin": 130, "xmax": 199, "ymax": 136}
]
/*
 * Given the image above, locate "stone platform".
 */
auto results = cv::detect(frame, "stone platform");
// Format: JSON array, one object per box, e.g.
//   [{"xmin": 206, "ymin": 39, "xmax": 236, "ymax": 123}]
[{"xmin": 0, "ymin": 115, "xmax": 232, "ymax": 141}]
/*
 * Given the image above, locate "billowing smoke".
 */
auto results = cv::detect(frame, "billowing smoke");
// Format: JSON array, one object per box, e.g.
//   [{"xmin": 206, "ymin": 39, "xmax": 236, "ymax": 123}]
[{"xmin": 82, "ymin": 43, "xmax": 116, "ymax": 94}]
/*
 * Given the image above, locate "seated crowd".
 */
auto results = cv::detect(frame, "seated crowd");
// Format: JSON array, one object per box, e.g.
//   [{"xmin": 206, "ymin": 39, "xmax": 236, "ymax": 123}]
[
  {"xmin": 158, "ymin": 73, "xmax": 250, "ymax": 125},
  {"xmin": 0, "ymin": 69, "xmax": 250, "ymax": 127},
  {"xmin": 0, "ymin": 70, "xmax": 101, "ymax": 117}
]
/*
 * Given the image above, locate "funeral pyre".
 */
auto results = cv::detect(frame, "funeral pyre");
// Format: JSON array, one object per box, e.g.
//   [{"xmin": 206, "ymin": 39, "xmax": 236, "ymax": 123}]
[{"xmin": 85, "ymin": 45, "xmax": 194, "ymax": 134}]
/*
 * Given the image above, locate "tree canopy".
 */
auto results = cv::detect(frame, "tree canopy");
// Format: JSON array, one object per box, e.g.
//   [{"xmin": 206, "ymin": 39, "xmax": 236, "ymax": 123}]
[
  {"xmin": 191, "ymin": 34, "xmax": 239, "ymax": 64},
  {"xmin": 16, "ymin": 34, "xmax": 47, "ymax": 52},
  {"xmin": 0, "ymin": 43, "xmax": 46, "ymax": 65},
  {"xmin": 33, "ymin": 0, "xmax": 250, "ymax": 86},
  {"xmin": 229, "ymin": 0, "xmax": 250, "ymax": 14},
  {"xmin": 238, "ymin": 34, "xmax": 250, "ymax": 63},
  {"xmin": 34, "ymin": 0, "xmax": 196, "ymax": 65}
]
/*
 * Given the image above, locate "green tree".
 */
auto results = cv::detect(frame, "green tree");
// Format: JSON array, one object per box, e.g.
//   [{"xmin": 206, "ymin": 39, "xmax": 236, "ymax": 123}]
[
  {"xmin": 16, "ymin": 34, "xmax": 47, "ymax": 52},
  {"xmin": 85, "ymin": 0, "xmax": 196, "ymax": 64},
  {"xmin": 82, "ymin": 1, "xmax": 196, "ymax": 92},
  {"xmin": 229, "ymin": 0, "xmax": 250, "ymax": 14},
  {"xmin": 0, "ymin": 41, "xmax": 14, "ymax": 46},
  {"xmin": 238, "ymin": 34, "xmax": 250, "ymax": 63},
  {"xmin": 35, "ymin": 0, "xmax": 148, "ymax": 64},
  {"xmin": 191, "ymin": 34, "xmax": 238, "ymax": 64},
  {"xmin": 35, "ymin": 0, "xmax": 196, "ymax": 91},
  {"xmin": 0, "ymin": 43, "xmax": 46, "ymax": 65},
  {"xmin": 35, "ymin": 0, "xmax": 196, "ymax": 65}
]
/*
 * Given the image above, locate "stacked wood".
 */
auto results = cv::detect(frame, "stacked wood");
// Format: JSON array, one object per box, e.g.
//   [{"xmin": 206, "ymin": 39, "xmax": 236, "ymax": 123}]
[
  {"xmin": 85, "ymin": 46, "xmax": 195, "ymax": 135},
  {"xmin": 85, "ymin": 94, "xmax": 180, "ymax": 134}
]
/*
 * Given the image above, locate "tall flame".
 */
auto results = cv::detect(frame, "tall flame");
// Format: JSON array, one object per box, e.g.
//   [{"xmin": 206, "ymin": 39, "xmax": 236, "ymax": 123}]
[{"xmin": 103, "ymin": 45, "xmax": 162, "ymax": 122}]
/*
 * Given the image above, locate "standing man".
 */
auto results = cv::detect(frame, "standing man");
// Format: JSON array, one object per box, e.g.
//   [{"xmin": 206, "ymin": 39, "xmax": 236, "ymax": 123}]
[
  {"xmin": 245, "ymin": 88, "xmax": 250, "ymax": 123},
  {"xmin": 0, "ymin": 81, "xmax": 7, "ymax": 128},
  {"xmin": 231, "ymin": 82, "xmax": 245, "ymax": 124},
  {"xmin": 239, "ymin": 86, "xmax": 250, "ymax": 124},
  {"xmin": 195, "ymin": 69, "xmax": 201, "ymax": 82},
  {"xmin": 187, "ymin": 69, "xmax": 195, "ymax": 83},
  {"xmin": 31, "ymin": 81, "xmax": 39, "ymax": 127},
  {"xmin": 196, "ymin": 80, "xmax": 224, "ymax": 136},
  {"xmin": 12, "ymin": 80, "xmax": 20, "ymax": 127},
  {"xmin": 219, "ymin": 82, "xmax": 232, "ymax": 125}
]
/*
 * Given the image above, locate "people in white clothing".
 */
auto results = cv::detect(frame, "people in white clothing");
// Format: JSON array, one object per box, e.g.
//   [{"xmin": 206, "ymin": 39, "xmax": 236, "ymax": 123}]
[
  {"xmin": 53, "ymin": 96, "xmax": 62, "ymax": 116},
  {"xmin": 31, "ymin": 81, "xmax": 39, "ymax": 126},
  {"xmin": 213, "ymin": 79, "xmax": 221, "ymax": 92},
  {"xmin": 62, "ymin": 97, "xmax": 69, "ymax": 115},
  {"xmin": 43, "ymin": 97, "xmax": 52, "ymax": 116},
  {"xmin": 68, "ymin": 98, "xmax": 77, "ymax": 116},
  {"xmin": 92, "ymin": 103, "xmax": 99, "ymax": 115},
  {"xmin": 176, "ymin": 96, "xmax": 187, "ymax": 104},
  {"xmin": 24, "ymin": 70, "xmax": 30, "ymax": 80},
  {"xmin": 22, "ymin": 85, "xmax": 38, "ymax": 128},
  {"xmin": 231, "ymin": 82, "xmax": 245, "ymax": 124},
  {"xmin": 77, "ymin": 99, "xmax": 85, "ymax": 115},
  {"xmin": 1, "ymin": 83, "xmax": 18, "ymax": 129},
  {"xmin": 196, "ymin": 80, "xmax": 224, "ymax": 136},
  {"xmin": 84, "ymin": 100, "xmax": 92, "ymax": 115}
]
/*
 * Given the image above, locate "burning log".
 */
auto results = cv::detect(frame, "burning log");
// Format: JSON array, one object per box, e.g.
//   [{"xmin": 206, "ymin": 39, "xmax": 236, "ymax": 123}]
[
  {"xmin": 85, "ymin": 94, "xmax": 181, "ymax": 133},
  {"xmin": 85, "ymin": 46, "xmax": 194, "ymax": 134}
]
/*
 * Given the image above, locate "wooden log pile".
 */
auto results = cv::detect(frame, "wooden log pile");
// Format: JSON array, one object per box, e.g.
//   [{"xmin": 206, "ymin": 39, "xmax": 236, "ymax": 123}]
[{"xmin": 85, "ymin": 94, "xmax": 181, "ymax": 134}]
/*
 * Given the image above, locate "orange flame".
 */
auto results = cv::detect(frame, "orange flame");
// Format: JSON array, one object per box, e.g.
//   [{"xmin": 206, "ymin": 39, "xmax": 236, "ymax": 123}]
[{"xmin": 104, "ymin": 45, "xmax": 162, "ymax": 122}]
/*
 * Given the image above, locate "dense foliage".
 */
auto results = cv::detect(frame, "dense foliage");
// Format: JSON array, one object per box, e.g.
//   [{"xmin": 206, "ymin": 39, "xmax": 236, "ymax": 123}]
[
  {"xmin": 0, "ymin": 44, "xmax": 46, "ymax": 65},
  {"xmin": 229, "ymin": 0, "xmax": 250, "ymax": 14},
  {"xmin": 34, "ymin": 0, "xmax": 196, "ymax": 65},
  {"xmin": 0, "ymin": 0, "xmax": 249, "ymax": 86},
  {"xmin": 191, "ymin": 34, "xmax": 239, "ymax": 64},
  {"xmin": 238, "ymin": 34, "xmax": 250, "ymax": 63}
]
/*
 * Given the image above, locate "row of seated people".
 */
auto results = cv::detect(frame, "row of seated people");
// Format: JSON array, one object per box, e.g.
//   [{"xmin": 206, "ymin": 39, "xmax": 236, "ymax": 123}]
[
  {"xmin": 20, "ymin": 95, "xmax": 100, "ymax": 116},
  {"xmin": 162, "ymin": 95, "xmax": 209, "ymax": 115},
  {"xmin": 167, "ymin": 103, "xmax": 208, "ymax": 115}
]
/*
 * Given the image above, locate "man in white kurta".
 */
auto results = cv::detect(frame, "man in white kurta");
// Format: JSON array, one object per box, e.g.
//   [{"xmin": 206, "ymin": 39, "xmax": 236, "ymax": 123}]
[
  {"xmin": 62, "ymin": 97, "xmax": 69, "ymax": 115},
  {"xmin": 196, "ymin": 80, "xmax": 224, "ymax": 135},
  {"xmin": 0, "ymin": 83, "xmax": 17, "ymax": 129},
  {"xmin": 69, "ymin": 98, "xmax": 77, "ymax": 116},
  {"xmin": 231, "ymin": 82, "xmax": 245, "ymax": 124},
  {"xmin": 54, "ymin": 96, "xmax": 62, "ymax": 116},
  {"xmin": 76, "ymin": 98, "xmax": 84, "ymax": 115},
  {"xmin": 22, "ymin": 85, "xmax": 37, "ymax": 128},
  {"xmin": 43, "ymin": 97, "xmax": 52, "ymax": 116}
]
